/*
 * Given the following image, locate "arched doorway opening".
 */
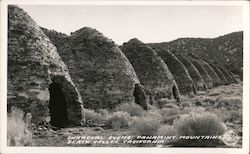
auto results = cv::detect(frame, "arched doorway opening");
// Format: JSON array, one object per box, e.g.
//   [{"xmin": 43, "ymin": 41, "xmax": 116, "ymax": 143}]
[
  {"xmin": 203, "ymin": 84, "xmax": 207, "ymax": 91},
  {"xmin": 49, "ymin": 81, "xmax": 68, "ymax": 127},
  {"xmin": 172, "ymin": 85, "xmax": 178, "ymax": 99},
  {"xmin": 133, "ymin": 83, "xmax": 148, "ymax": 110},
  {"xmin": 192, "ymin": 84, "xmax": 197, "ymax": 95},
  {"xmin": 173, "ymin": 85, "xmax": 181, "ymax": 103}
]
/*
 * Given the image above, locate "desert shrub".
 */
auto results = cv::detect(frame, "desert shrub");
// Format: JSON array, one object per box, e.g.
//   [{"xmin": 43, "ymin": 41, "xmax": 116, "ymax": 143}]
[
  {"xmin": 160, "ymin": 107, "xmax": 180, "ymax": 116},
  {"xmin": 155, "ymin": 98, "xmax": 169, "ymax": 108},
  {"xmin": 160, "ymin": 108, "xmax": 180, "ymax": 124},
  {"xmin": 157, "ymin": 125, "xmax": 176, "ymax": 136},
  {"xmin": 163, "ymin": 103, "xmax": 179, "ymax": 109},
  {"xmin": 181, "ymin": 106, "xmax": 206, "ymax": 114},
  {"xmin": 212, "ymin": 109, "xmax": 231, "ymax": 122},
  {"xmin": 96, "ymin": 109, "xmax": 110, "ymax": 118},
  {"xmin": 201, "ymin": 96, "xmax": 216, "ymax": 104},
  {"xmin": 157, "ymin": 125, "xmax": 177, "ymax": 145},
  {"xmin": 127, "ymin": 116, "xmax": 141, "ymax": 127},
  {"xmin": 114, "ymin": 102, "xmax": 144, "ymax": 117},
  {"xmin": 223, "ymin": 90, "xmax": 234, "ymax": 95},
  {"xmin": 106, "ymin": 111, "xmax": 131, "ymax": 129},
  {"xmin": 146, "ymin": 103, "xmax": 159, "ymax": 111},
  {"xmin": 7, "ymin": 107, "xmax": 32, "ymax": 146},
  {"xmin": 172, "ymin": 112, "xmax": 226, "ymax": 146},
  {"xmin": 84, "ymin": 109, "xmax": 106, "ymax": 123},
  {"xmin": 196, "ymin": 91, "xmax": 206, "ymax": 95},
  {"xmin": 217, "ymin": 97, "xmax": 242, "ymax": 109},
  {"xmin": 213, "ymin": 108, "xmax": 242, "ymax": 122},
  {"xmin": 228, "ymin": 110, "xmax": 242, "ymax": 122},
  {"xmin": 142, "ymin": 110, "xmax": 162, "ymax": 121},
  {"xmin": 174, "ymin": 112, "xmax": 226, "ymax": 136},
  {"xmin": 180, "ymin": 101, "xmax": 192, "ymax": 108},
  {"xmin": 208, "ymin": 91, "xmax": 221, "ymax": 96},
  {"xmin": 131, "ymin": 117, "xmax": 160, "ymax": 136}
]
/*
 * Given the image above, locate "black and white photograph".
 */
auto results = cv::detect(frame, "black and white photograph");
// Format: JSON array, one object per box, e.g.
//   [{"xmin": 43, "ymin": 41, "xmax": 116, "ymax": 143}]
[{"xmin": 0, "ymin": 0, "xmax": 249, "ymax": 154}]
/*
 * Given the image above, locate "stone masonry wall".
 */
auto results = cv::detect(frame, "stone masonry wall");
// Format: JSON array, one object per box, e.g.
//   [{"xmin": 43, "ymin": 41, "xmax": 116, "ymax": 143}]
[
  {"xmin": 209, "ymin": 63, "xmax": 229, "ymax": 85},
  {"xmin": 176, "ymin": 55, "xmax": 206, "ymax": 91},
  {"xmin": 55, "ymin": 27, "xmax": 141, "ymax": 109},
  {"xmin": 8, "ymin": 5, "xmax": 84, "ymax": 125},
  {"xmin": 121, "ymin": 38, "xmax": 180, "ymax": 100},
  {"xmin": 199, "ymin": 60, "xmax": 221, "ymax": 87},
  {"xmin": 153, "ymin": 49, "xmax": 195, "ymax": 95},
  {"xmin": 188, "ymin": 57, "xmax": 213, "ymax": 89}
]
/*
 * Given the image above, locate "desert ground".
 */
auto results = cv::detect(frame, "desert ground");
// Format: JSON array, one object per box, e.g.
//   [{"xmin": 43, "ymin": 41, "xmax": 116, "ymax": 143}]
[{"xmin": 8, "ymin": 82, "xmax": 242, "ymax": 147}]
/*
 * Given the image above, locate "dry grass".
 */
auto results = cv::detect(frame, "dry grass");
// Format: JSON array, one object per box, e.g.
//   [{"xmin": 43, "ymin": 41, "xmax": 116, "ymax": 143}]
[
  {"xmin": 163, "ymin": 103, "xmax": 179, "ymax": 109},
  {"xmin": 29, "ymin": 83, "xmax": 242, "ymax": 147},
  {"xmin": 212, "ymin": 108, "xmax": 242, "ymax": 123},
  {"xmin": 181, "ymin": 106, "xmax": 206, "ymax": 114},
  {"xmin": 157, "ymin": 125, "xmax": 177, "ymax": 145},
  {"xmin": 131, "ymin": 117, "xmax": 160, "ymax": 136},
  {"xmin": 216, "ymin": 96, "xmax": 242, "ymax": 108},
  {"xmin": 96, "ymin": 108, "xmax": 110, "ymax": 117},
  {"xmin": 142, "ymin": 110, "xmax": 162, "ymax": 121},
  {"xmin": 114, "ymin": 102, "xmax": 145, "ymax": 117},
  {"xmin": 208, "ymin": 91, "xmax": 221, "ymax": 96},
  {"xmin": 84, "ymin": 108, "xmax": 107, "ymax": 123},
  {"xmin": 160, "ymin": 107, "xmax": 180, "ymax": 124},
  {"xmin": 173, "ymin": 112, "xmax": 226, "ymax": 136},
  {"xmin": 7, "ymin": 107, "xmax": 32, "ymax": 146},
  {"xmin": 172, "ymin": 112, "xmax": 226, "ymax": 146},
  {"xmin": 157, "ymin": 125, "xmax": 176, "ymax": 136},
  {"xmin": 106, "ymin": 111, "xmax": 131, "ymax": 129}
]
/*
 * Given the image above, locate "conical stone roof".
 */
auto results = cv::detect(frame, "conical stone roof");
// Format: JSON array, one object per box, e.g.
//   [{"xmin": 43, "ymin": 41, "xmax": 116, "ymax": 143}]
[
  {"xmin": 199, "ymin": 60, "xmax": 221, "ymax": 87},
  {"xmin": 227, "ymin": 70, "xmax": 238, "ymax": 83},
  {"xmin": 153, "ymin": 49, "xmax": 195, "ymax": 95},
  {"xmin": 8, "ymin": 5, "xmax": 84, "ymax": 126},
  {"xmin": 121, "ymin": 38, "xmax": 180, "ymax": 100},
  {"xmin": 176, "ymin": 55, "xmax": 206, "ymax": 91},
  {"xmin": 217, "ymin": 66, "xmax": 235, "ymax": 84},
  {"xmin": 209, "ymin": 63, "xmax": 229, "ymax": 85},
  {"xmin": 188, "ymin": 57, "xmax": 213, "ymax": 89},
  {"xmin": 51, "ymin": 27, "xmax": 144, "ymax": 109}
]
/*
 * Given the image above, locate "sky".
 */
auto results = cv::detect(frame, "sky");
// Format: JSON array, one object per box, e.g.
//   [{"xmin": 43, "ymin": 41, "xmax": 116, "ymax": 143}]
[{"xmin": 19, "ymin": 5, "xmax": 243, "ymax": 45}]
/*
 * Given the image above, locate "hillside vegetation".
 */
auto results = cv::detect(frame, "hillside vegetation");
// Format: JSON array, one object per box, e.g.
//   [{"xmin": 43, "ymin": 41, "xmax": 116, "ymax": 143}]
[{"xmin": 149, "ymin": 31, "xmax": 243, "ymax": 75}]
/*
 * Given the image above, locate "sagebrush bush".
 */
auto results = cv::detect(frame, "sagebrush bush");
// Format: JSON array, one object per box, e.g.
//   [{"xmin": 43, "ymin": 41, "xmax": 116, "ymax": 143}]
[
  {"xmin": 114, "ymin": 102, "xmax": 144, "ymax": 116},
  {"xmin": 172, "ymin": 112, "xmax": 226, "ymax": 146},
  {"xmin": 96, "ymin": 109, "xmax": 110, "ymax": 118},
  {"xmin": 132, "ymin": 117, "xmax": 160, "ymax": 136},
  {"xmin": 217, "ymin": 97, "xmax": 242, "ymax": 108},
  {"xmin": 228, "ymin": 110, "xmax": 242, "ymax": 122},
  {"xmin": 160, "ymin": 107, "xmax": 180, "ymax": 115},
  {"xmin": 142, "ymin": 110, "xmax": 162, "ymax": 121},
  {"xmin": 181, "ymin": 106, "xmax": 206, "ymax": 114},
  {"xmin": 163, "ymin": 103, "xmax": 179, "ymax": 109},
  {"xmin": 146, "ymin": 103, "xmax": 158, "ymax": 110},
  {"xmin": 84, "ymin": 109, "xmax": 107, "ymax": 123},
  {"xmin": 160, "ymin": 108, "xmax": 180, "ymax": 124},
  {"xmin": 201, "ymin": 96, "xmax": 216, "ymax": 104},
  {"xmin": 157, "ymin": 125, "xmax": 177, "ymax": 145},
  {"xmin": 157, "ymin": 125, "xmax": 176, "ymax": 136},
  {"xmin": 174, "ymin": 112, "xmax": 226, "ymax": 136},
  {"xmin": 180, "ymin": 101, "xmax": 192, "ymax": 108},
  {"xmin": 208, "ymin": 91, "xmax": 220, "ymax": 96},
  {"xmin": 212, "ymin": 108, "xmax": 231, "ymax": 122},
  {"xmin": 106, "ymin": 111, "xmax": 131, "ymax": 129},
  {"xmin": 213, "ymin": 108, "xmax": 242, "ymax": 122},
  {"xmin": 7, "ymin": 107, "xmax": 32, "ymax": 146},
  {"xmin": 155, "ymin": 98, "xmax": 169, "ymax": 108}
]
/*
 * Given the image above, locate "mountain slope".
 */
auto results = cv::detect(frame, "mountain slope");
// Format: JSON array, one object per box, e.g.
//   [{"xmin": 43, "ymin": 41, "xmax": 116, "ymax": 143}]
[{"xmin": 149, "ymin": 31, "xmax": 243, "ymax": 75}]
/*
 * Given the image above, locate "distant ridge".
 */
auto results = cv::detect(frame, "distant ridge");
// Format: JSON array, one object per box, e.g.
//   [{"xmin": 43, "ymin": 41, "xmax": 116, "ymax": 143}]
[{"xmin": 149, "ymin": 31, "xmax": 243, "ymax": 76}]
